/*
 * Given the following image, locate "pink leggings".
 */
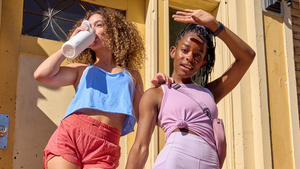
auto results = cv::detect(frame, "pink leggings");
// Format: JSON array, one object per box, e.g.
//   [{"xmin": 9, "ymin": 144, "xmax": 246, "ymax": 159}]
[{"xmin": 152, "ymin": 132, "xmax": 219, "ymax": 169}]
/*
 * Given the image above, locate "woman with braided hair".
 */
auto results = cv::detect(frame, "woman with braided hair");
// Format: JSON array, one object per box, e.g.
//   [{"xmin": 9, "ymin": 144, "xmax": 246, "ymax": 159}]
[{"xmin": 126, "ymin": 9, "xmax": 255, "ymax": 169}]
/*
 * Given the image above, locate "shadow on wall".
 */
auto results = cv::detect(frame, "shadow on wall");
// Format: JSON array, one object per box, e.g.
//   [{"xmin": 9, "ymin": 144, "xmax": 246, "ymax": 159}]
[{"xmin": 13, "ymin": 54, "xmax": 74, "ymax": 168}]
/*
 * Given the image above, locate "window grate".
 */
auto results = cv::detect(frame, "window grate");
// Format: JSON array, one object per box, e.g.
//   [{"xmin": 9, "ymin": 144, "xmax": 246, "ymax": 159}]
[
  {"xmin": 265, "ymin": 0, "xmax": 281, "ymax": 13},
  {"xmin": 22, "ymin": 0, "xmax": 104, "ymax": 42}
]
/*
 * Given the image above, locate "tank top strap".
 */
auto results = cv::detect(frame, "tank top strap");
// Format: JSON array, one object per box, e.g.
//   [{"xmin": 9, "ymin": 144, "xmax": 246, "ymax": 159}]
[{"xmin": 158, "ymin": 84, "xmax": 169, "ymax": 123}]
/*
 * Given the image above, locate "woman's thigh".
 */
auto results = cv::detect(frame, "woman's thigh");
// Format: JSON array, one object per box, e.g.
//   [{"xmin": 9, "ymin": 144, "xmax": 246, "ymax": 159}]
[
  {"xmin": 152, "ymin": 132, "xmax": 219, "ymax": 169},
  {"xmin": 47, "ymin": 156, "xmax": 80, "ymax": 169}
]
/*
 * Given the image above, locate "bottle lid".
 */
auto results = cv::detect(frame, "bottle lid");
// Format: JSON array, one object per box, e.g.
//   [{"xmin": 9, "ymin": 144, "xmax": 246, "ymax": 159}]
[{"xmin": 82, "ymin": 20, "xmax": 94, "ymax": 34}]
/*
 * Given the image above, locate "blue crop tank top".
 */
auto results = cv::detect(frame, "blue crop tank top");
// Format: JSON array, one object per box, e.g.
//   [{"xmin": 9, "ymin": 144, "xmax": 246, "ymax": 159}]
[{"xmin": 63, "ymin": 65, "xmax": 136, "ymax": 136}]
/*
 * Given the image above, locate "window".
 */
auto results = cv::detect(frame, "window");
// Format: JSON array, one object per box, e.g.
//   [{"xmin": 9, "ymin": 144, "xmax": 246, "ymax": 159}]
[
  {"xmin": 22, "ymin": 0, "xmax": 125, "ymax": 42},
  {"xmin": 265, "ymin": 0, "xmax": 281, "ymax": 13}
]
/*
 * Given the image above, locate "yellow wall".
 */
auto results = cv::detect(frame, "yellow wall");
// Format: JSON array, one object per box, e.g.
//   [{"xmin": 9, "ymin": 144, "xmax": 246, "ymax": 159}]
[
  {"xmin": 157, "ymin": 0, "xmax": 167, "ymax": 152},
  {"xmin": 0, "ymin": 0, "xmax": 23, "ymax": 167},
  {"xmin": 263, "ymin": 12, "xmax": 293, "ymax": 169}
]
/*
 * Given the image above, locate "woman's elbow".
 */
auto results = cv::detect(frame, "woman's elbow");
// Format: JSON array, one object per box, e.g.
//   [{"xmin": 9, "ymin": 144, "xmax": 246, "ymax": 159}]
[
  {"xmin": 246, "ymin": 48, "xmax": 256, "ymax": 63},
  {"xmin": 131, "ymin": 142, "xmax": 149, "ymax": 159},
  {"xmin": 34, "ymin": 69, "xmax": 48, "ymax": 83},
  {"xmin": 250, "ymin": 49, "xmax": 256, "ymax": 60},
  {"xmin": 34, "ymin": 70, "xmax": 42, "ymax": 81}
]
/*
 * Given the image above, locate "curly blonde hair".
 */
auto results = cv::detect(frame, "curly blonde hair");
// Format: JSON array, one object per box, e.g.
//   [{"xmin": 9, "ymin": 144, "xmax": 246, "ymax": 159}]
[{"xmin": 67, "ymin": 7, "xmax": 145, "ymax": 71}]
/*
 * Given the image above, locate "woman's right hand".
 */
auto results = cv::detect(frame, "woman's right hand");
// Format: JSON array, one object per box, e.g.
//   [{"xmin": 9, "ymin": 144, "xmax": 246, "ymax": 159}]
[
  {"xmin": 70, "ymin": 20, "xmax": 90, "ymax": 39},
  {"xmin": 70, "ymin": 20, "xmax": 95, "ymax": 48}
]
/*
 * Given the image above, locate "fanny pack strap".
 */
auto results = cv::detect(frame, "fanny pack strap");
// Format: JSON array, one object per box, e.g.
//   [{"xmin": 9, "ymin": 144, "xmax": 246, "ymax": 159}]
[
  {"xmin": 171, "ymin": 83, "xmax": 213, "ymax": 120},
  {"xmin": 172, "ymin": 83, "xmax": 226, "ymax": 169}
]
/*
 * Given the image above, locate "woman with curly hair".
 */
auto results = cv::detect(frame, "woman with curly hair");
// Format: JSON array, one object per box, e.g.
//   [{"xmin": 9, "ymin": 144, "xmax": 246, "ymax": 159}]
[{"xmin": 34, "ymin": 7, "xmax": 167, "ymax": 169}]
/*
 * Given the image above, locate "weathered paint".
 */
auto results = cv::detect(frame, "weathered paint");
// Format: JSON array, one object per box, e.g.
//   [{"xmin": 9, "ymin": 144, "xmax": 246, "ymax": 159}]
[{"xmin": 263, "ymin": 12, "xmax": 294, "ymax": 169}]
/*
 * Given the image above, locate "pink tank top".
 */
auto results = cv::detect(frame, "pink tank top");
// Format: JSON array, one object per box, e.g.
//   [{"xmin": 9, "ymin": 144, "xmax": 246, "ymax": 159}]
[{"xmin": 158, "ymin": 83, "xmax": 218, "ymax": 150}]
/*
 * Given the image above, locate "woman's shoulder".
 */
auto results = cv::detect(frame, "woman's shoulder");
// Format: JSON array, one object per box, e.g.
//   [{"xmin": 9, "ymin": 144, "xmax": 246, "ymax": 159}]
[
  {"xmin": 143, "ymin": 86, "xmax": 164, "ymax": 102},
  {"xmin": 127, "ymin": 69, "xmax": 142, "ymax": 86},
  {"xmin": 146, "ymin": 85, "xmax": 163, "ymax": 93},
  {"xmin": 127, "ymin": 69, "xmax": 140, "ymax": 77}
]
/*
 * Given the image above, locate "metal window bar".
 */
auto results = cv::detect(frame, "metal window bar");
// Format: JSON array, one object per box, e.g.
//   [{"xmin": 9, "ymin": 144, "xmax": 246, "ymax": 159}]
[
  {"xmin": 265, "ymin": 0, "xmax": 281, "ymax": 13},
  {"xmin": 22, "ymin": 0, "xmax": 113, "ymax": 42}
]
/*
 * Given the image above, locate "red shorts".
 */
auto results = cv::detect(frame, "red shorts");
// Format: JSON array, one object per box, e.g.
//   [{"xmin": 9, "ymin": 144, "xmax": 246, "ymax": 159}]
[{"xmin": 43, "ymin": 112, "xmax": 121, "ymax": 169}]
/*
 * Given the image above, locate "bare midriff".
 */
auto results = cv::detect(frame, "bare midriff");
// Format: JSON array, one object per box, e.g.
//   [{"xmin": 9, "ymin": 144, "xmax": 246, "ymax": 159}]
[
  {"xmin": 173, "ymin": 128, "xmax": 198, "ymax": 136},
  {"xmin": 79, "ymin": 108, "xmax": 127, "ymax": 131}
]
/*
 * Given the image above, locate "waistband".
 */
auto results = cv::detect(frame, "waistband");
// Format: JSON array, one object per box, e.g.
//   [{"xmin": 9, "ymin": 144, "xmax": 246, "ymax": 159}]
[{"xmin": 63, "ymin": 112, "xmax": 121, "ymax": 145}]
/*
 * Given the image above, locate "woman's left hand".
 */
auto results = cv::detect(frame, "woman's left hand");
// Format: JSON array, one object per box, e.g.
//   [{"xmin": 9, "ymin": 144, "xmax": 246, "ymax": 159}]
[
  {"xmin": 172, "ymin": 9, "xmax": 219, "ymax": 33},
  {"xmin": 151, "ymin": 73, "xmax": 174, "ymax": 87}
]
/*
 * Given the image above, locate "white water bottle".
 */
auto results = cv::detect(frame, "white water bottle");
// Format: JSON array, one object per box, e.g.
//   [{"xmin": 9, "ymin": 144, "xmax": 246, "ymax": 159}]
[{"xmin": 61, "ymin": 20, "xmax": 95, "ymax": 59}]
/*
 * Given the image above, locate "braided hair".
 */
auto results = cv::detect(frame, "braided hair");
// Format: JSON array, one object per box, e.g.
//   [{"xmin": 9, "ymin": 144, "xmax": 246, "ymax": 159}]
[{"xmin": 174, "ymin": 23, "xmax": 215, "ymax": 86}]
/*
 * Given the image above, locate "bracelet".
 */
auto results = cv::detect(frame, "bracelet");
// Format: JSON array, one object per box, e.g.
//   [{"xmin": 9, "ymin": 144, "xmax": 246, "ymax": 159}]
[{"xmin": 212, "ymin": 22, "xmax": 224, "ymax": 36}]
